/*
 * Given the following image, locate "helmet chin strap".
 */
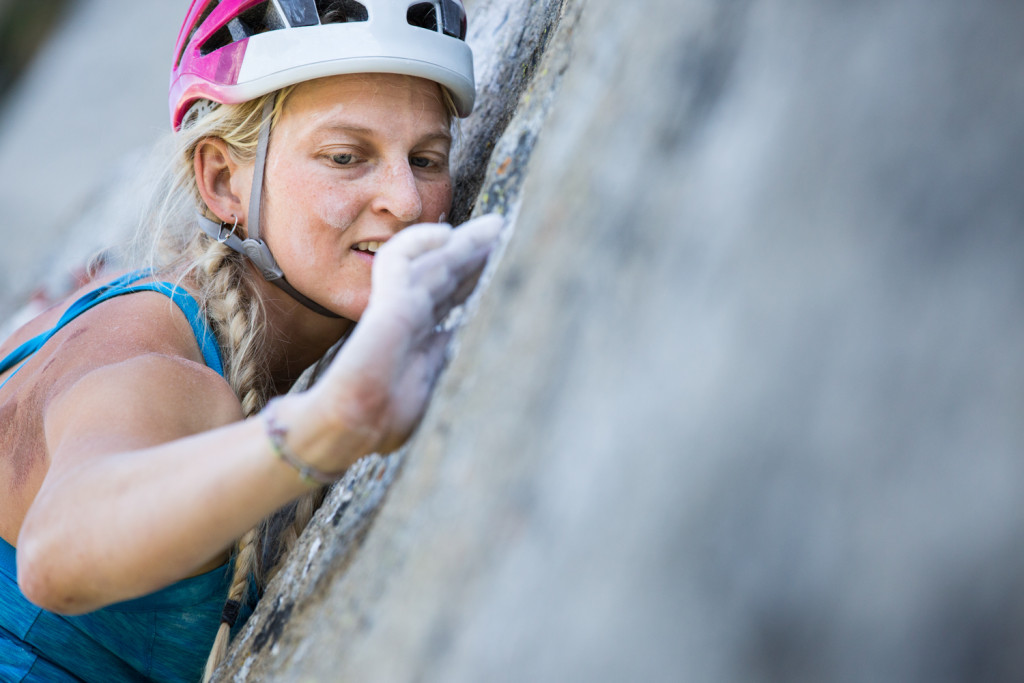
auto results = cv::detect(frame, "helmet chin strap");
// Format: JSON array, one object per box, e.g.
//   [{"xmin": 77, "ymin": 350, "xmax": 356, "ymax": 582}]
[{"xmin": 197, "ymin": 96, "xmax": 342, "ymax": 319}]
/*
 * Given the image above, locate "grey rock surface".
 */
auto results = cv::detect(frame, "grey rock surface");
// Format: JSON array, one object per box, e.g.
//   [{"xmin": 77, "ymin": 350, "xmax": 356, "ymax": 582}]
[{"xmin": 217, "ymin": 0, "xmax": 1024, "ymax": 682}]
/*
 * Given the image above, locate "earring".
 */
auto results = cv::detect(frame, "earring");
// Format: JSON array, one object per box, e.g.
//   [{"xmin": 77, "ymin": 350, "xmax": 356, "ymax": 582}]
[{"xmin": 218, "ymin": 214, "xmax": 240, "ymax": 243}]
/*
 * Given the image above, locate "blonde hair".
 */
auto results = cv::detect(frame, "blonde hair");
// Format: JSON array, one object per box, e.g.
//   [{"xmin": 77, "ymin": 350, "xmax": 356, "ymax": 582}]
[
  {"xmin": 132, "ymin": 88, "xmax": 327, "ymax": 680},
  {"xmin": 133, "ymin": 79, "xmax": 459, "ymax": 680}
]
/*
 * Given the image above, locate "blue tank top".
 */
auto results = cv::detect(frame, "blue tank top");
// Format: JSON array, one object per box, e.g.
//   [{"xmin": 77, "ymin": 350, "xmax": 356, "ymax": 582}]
[
  {"xmin": 0, "ymin": 270, "xmax": 241, "ymax": 682},
  {"xmin": 0, "ymin": 269, "xmax": 223, "ymax": 388}
]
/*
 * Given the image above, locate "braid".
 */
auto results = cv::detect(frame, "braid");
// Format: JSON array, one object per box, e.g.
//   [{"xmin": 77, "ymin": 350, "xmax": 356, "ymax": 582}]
[
  {"xmin": 288, "ymin": 491, "xmax": 322, "ymax": 548},
  {"xmin": 138, "ymin": 86, "xmax": 340, "ymax": 678},
  {"xmin": 188, "ymin": 237, "xmax": 275, "ymax": 679},
  {"xmin": 203, "ymin": 528, "xmax": 258, "ymax": 682},
  {"xmin": 193, "ymin": 239, "xmax": 271, "ymax": 416},
  {"xmin": 188, "ymin": 235, "xmax": 331, "ymax": 678}
]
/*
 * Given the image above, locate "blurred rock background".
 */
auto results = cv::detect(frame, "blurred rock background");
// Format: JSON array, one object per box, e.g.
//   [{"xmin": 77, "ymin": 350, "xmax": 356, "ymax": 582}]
[
  {"xmin": 0, "ymin": 0, "xmax": 180, "ymax": 322},
  {"xmin": 4, "ymin": 1, "xmax": 1024, "ymax": 682},
  {"xmin": 0, "ymin": 0, "xmax": 67, "ymax": 103}
]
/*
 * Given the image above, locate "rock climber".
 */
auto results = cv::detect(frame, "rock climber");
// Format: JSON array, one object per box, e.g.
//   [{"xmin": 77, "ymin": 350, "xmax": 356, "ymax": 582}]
[{"xmin": 0, "ymin": 1, "xmax": 498, "ymax": 680}]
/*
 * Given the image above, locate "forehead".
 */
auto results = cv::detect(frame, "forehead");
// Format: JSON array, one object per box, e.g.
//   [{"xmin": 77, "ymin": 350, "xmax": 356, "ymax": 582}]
[{"xmin": 280, "ymin": 73, "xmax": 450, "ymax": 134}]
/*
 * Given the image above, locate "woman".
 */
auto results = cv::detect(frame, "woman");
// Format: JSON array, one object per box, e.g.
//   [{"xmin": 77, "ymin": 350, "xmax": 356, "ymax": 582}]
[{"xmin": 0, "ymin": 0, "xmax": 498, "ymax": 680}]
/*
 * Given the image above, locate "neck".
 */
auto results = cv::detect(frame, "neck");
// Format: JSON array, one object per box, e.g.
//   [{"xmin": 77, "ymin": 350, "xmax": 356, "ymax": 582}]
[{"xmin": 252, "ymin": 272, "xmax": 354, "ymax": 393}]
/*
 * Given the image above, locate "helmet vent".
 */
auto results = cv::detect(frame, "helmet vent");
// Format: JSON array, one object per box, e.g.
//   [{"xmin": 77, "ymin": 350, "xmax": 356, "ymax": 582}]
[
  {"xmin": 176, "ymin": 0, "xmax": 221, "ymax": 68},
  {"xmin": 318, "ymin": 0, "xmax": 369, "ymax": 23},
  {"xmin": 407, "ymin": 1, "xmax": 466, "ymax": 40},
  {"xmin": 200, "ymin": 1, "xmax": 287, "ymax": 56},
  {"xmin": 277, "ymin": 0, "xmax": 319, "ymax": 27},
  {"xmin": 407, "ymin": 3, "xmax": 438, "ymax": 33}
]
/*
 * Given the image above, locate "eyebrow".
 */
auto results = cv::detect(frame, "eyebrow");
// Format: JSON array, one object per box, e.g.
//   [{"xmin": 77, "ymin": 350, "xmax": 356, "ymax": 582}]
[
  {"xmin": 321, "ymin": 124, "xmax": 374, "ymax": 136},
  {"xmin": 317, "ymin": 124, "xmax": 452, "ymax": 145}
]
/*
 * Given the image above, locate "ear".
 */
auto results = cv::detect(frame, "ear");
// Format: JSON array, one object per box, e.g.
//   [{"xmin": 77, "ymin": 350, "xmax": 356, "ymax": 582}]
[{"xmin": 194, "ymin": 137, "xmax": 251, "ymax": 229}]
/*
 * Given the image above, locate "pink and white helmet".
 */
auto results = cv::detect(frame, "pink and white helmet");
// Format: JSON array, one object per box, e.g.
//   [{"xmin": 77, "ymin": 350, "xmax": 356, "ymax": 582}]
[{"xmin": 169, "ymin": 0, "xmax": 475, "ymax": 131}]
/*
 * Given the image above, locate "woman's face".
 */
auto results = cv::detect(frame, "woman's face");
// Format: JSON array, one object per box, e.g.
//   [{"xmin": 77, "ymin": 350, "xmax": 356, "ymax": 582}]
[{"xmin": 259, "ymin": 73, "xmax": 453, "ymax": 320}]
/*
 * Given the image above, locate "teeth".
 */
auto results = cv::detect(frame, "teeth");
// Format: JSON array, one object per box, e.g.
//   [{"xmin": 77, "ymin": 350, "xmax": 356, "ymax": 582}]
[{"xmin": 355, "ymin": 241, "xmax": 382, "ymax": 253}]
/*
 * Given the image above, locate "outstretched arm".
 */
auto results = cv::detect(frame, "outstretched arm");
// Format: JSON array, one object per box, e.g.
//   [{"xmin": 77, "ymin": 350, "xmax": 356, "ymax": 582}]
[{"xmin": 17, "ymin": 215, "xmax": 502, "ymax": 614}]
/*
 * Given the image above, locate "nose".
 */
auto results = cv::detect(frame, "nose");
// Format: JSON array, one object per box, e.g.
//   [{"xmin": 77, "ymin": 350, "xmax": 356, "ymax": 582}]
[{"xmin": 372, "ymin": 161, "xmax": 422, "ymax": 224}]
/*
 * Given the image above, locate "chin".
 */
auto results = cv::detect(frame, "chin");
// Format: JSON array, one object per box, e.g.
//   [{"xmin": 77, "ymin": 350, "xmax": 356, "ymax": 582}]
[{"xmin": 332, "ymin": 292, "xmax": 370, "ymax": 322}]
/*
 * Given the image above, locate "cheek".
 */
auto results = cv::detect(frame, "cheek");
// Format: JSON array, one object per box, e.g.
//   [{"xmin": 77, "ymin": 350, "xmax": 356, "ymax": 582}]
[
  {"xmin": 311, "ymin": 189, "xmax": 361, "ymax": 231},
  {"xmin": 422, "ymin": 180, "xmax": 453, "ymax": 221},
  {"xmin": 269, "ymin": 167, "xmax": 358, "ymax": 240}
]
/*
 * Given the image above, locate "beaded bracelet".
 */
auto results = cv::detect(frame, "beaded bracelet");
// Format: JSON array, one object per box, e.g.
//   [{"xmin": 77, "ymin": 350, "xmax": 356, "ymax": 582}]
[{"xmin": 263, "ymin": 398, "xmax": 344, "ymax": 486}]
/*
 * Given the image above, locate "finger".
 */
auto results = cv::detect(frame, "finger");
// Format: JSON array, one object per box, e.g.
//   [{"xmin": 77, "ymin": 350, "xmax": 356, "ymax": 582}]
[
  {"xmin": 376, "ymin": 215, "xmax": 500, "ymax": 280},
  {"xmin": 409, "ymin": 250, "xmax": 458, "ymax": 302},
  {"xmin": 454, "ymin": 214, "xmax": 503, "ymax": 249},
  {"xmin": 404, "ymin": 231, "xmax": 492, "ymax": 300},
  {"xmin": 442, "ymin": 214, "xmax": 502, "ymax": 281},
  {"xmin": 448, "ymin": 258, "xmax": 488, "ymax": 307},
  {"xmin": 446, "ymin": 241, "xmax": 493, "ymax": 283},
  {"xmin": 430, "ymin": 260, "xmax": 487, "ymax": 326},
  {"xmin": 371, "ymin": 225, "xmax": 447, "ymax": 287},
  {"xmin": 412, "ymin": 215, "xmax": 501, "ymax": 290},
  {"xmin": 372, "ymin": 216, "xmax": 502, "ymax": 319},
  {"xmin": 407, "ymin": 247, "xmax": 490, "ymax": 326},
  {"xmin": 417, "ymin": 244, "xmax": 495, "ymax": 328},
  {"xmin": 381, "ymin": 214, "xmax": 500, "ymax": 268},
  {"xmin": 421, "ymin": 327, "xmax": 453, "ymax": 383},
  {"xmin": 381, "ymin": 223, "xmax": 453, "ymax": 260}
]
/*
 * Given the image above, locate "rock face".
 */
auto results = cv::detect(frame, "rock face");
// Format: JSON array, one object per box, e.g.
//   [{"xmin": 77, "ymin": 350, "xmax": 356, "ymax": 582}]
[{"xmin": 215, "ymin": 0, "xmax": 1024, "ymax": 682}]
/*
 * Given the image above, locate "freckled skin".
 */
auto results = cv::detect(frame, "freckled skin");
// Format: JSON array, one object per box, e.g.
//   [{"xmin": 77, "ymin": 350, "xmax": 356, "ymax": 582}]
[
  {"xmin": 0, "ymin": 282, "xmax": 219, "ymax": 547},
  {"xmin": 37, "ymin": 328, "xmax": 87, "ymax": 377},
  {"xmin": 259, "ymin": 74, "xmax": 454, "ymax": 321},
  {"xmin": 2, "ymin": 393, "xmax": 42, "ymax": 493},
  {"xmin": 0, "ymin": 327, "xmax": 91, "ymax": 496},
  {"xmin": 0, "ymin": 401, "xmax": 29, "ymax": 489},
  {"xmin": 0, "ymin": 328, "xmax": 91, "ymax": 546}
]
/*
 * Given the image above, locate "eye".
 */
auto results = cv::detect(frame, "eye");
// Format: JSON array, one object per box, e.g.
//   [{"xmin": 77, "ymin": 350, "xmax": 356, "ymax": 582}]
[
  {"xmin": 331, "ymin": 153, "xmax": 356, "ymax": 165},
  {"xmin": 410, "ymin": 156, "xmax": 439, "ymax": 169}
]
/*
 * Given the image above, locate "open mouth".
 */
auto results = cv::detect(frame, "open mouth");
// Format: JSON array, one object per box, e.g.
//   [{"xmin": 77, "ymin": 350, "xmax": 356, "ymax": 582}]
[{"xmin": 352, "ymin": 241, "xmax": 383, "ymax": 255}]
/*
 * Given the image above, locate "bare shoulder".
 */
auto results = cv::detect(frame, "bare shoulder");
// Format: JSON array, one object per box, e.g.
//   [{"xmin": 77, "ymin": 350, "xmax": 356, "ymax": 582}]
[
  {"xmin": 68, "ymin": 286, "xmax": 217, "ymax": 365},
  {"xmin": 0, "ymin": 288, "xmax": 241, "ymax": 540},
  {"xmin": 1, "ymin": 276, "xmax": 220, "ymax": 381},
  {"xmin": 46, "ymin": 351, "xmax": 242, "ymax": 449},
  {"xmin": 37, "ymin": 289, "xmax": 243, "ymax": 457}
]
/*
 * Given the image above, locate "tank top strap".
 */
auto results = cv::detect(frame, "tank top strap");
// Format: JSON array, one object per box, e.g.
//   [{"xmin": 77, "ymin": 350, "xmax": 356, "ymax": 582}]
[
  {"xmin": 0, "ymin": 270, "xmax": 224, "ymax": 389},
  {"xmin": 0, "ymin": 270, "xmax": 154, "ymax": 378},
  {"xmin": 114, "ymin": 282, "xmax": 224, "ymax": 376}
]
